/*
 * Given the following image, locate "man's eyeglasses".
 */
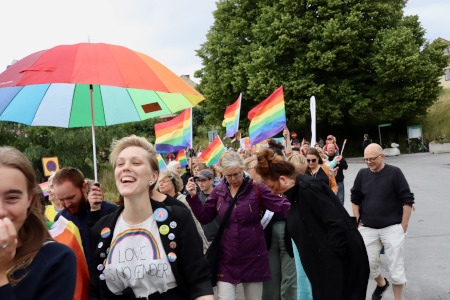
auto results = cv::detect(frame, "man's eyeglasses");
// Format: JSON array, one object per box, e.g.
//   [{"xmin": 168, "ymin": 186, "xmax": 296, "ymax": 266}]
[
  {"xmin": 306, "ymin": 158, "xmax": 317, "ymax": 163},
  {"xmin": 224, "ymin": 172, "xmax": 241, "ymax": 179},
  {"xmin": 363, "ymin": 154, "xmax": 382, "ymax": 163},
  {"xmin": 195, "ymin": 179, "xmax": 208, "ymax": 183}
]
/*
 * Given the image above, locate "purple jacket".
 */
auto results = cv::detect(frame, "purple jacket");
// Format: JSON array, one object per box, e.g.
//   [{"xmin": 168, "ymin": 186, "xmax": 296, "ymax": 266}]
[{"xmin": 186, "ymin": 176, "xmax": 290, "ymax": 284}]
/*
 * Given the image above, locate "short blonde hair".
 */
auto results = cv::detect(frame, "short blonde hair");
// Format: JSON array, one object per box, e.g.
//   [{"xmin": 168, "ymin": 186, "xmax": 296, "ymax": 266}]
[
  {"xmin": 109, "ymin": 135, "xmax": 157, "ymax": 171},
  {"xmin": 287, "ymin": 153, "xmax": 307, "ymax": 174},
  {"xmin": 243, "ymin": 156, "xmax": 257, "ymax": 169},
  {"xmin": 109, "ymin": 135, "xmax": 159, "ymax": 201}
]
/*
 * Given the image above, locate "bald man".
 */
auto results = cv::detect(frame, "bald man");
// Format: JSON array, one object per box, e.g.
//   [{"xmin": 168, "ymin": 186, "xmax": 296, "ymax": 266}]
[{"xmin": 350, "ymin": 144, "xmax": 414, "ymax": 300}]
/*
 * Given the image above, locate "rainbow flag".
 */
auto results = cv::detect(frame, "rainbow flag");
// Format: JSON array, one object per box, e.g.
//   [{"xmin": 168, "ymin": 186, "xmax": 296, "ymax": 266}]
[
  {"xmin": 230, "ymin": 133, "xmax": 241, "ymax": 145},
  {"xmin": 155, "ymin": 108, "xmax": 192, "ymax": 153},
  {"xmin": 175, "ymin": 149, "xmax": 188, "ymax": 168},
  {"xmin": 39, "ymin": 181, "xmax": 49, "ymax": 196},
  {"xmin": 248, "ymin": 86, "xmax": 286, "ymax": 145},
  {"xmin": 48, "ymin": 217, "xmax": 89, "ymax": 300},
  {"xmin": 222, "ymin": 93, "xmax": 241, "ymax": 138},
  {"xmin": 199, "ymin": 136, "xmax": 226, "ymax": 166},
  {"xmin": 156, "ymin": 154, "xmax": 168, "ymax": 172}
]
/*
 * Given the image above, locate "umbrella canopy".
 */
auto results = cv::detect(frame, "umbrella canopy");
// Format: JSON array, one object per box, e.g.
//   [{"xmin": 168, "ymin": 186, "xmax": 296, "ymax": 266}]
[
  {"xmin": 0, "ymin": 43, "xmax": 204, "ymax": 127},
  {"xmin": 0, "ymin": 43, "xmax": 205, "ymax": 180}
]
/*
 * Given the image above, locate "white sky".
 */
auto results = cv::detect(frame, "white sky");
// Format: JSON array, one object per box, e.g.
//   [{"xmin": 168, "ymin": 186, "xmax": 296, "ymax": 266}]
[{"xmin": 1, "ymin": 0, "xmax": 449, "ymax": 80}]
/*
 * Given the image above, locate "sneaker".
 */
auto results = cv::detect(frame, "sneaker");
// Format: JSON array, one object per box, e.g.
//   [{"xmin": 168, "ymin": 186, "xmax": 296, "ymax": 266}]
[{"xmin": 372, "ymin": 278, "xmax": 390, "ymax": 300}]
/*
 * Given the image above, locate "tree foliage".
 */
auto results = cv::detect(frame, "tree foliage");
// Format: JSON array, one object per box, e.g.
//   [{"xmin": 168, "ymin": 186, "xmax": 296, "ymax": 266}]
[
  {"xmin": 0, "ymin": 120, "xmax": 159, "ymax": 182},
  {"xmin": 195, "ymin": 0, "xmax": 448, "ymax": 129}
]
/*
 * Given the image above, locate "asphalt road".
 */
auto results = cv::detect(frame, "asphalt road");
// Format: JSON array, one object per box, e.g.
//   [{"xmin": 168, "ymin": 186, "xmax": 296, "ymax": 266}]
[
  {"xmin": 229, "ymin": 152, "xmax": 450, "ymax": 300},
  {"xmin": 343, "ymin": 152, "xmax": 450, "ymax": 300}
]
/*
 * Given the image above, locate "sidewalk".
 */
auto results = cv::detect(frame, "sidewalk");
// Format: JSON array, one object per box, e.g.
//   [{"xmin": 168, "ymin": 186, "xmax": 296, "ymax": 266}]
[
  {"xmin": 344, "ymin": 152, "xmax": 450, "ymax": 299},
  {"xmin": 221, "ymin": 152, "xmax": 450, "ymax": 299}
]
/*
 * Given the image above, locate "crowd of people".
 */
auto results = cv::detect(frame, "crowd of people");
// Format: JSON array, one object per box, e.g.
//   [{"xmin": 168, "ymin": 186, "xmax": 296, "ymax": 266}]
[{"xmin": 0, "ymin": 130, "xmax": 415, "ymax": 300}]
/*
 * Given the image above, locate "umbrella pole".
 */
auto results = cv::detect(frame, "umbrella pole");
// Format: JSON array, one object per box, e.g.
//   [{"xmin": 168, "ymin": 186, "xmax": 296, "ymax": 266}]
[{"xmin": 90, "ymin": 85, "xmax": 98, "ymax": 182}]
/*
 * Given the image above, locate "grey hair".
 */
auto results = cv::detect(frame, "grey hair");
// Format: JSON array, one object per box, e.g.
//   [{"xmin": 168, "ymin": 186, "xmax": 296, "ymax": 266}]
[
  {"xmin": 167, "ymin": 160, "xmax": 181, "ymax": 173},
  {"xmin": 219, "ymin": 150, "xmax": 245, "ymax": 173}
]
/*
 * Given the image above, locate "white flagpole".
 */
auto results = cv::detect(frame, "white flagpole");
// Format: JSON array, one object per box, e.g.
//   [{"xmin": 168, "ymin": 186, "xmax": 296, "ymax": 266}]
[{"xmin": 310, "ymin": 96, "xmax": 316, "ymax": 146}]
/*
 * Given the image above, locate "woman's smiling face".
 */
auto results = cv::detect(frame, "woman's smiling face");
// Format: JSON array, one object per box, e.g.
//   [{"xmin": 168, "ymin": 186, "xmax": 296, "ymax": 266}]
[
  {"xmin": 158, "ymin": 176, "xmax": 175, "ymax": 195},
  {"xmin": 114, "ymin": 146, "xmax": 157, "ymax": 198},
  {"xmin": 0, "ymin": 166, "xmax": 32, "ymax": 235}
]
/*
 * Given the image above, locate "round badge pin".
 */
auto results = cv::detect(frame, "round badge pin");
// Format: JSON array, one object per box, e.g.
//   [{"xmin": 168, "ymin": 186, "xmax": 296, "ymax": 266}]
[
  {"xmin": 169, "ymin": 221, "xmax": 177, "ymax": 229},
  {"xmin": 168, "ymin": 233, "xmax": 175, "ymax": 240},
  {"xmin": 154, "ymin": 208, "xmax": 169, "ymax": 222},
  {"xmin": 100, "ymin": 252, "xmax": 106, "ymax": 258},
  {"xmin": 101, "ymin": 227, "xmax": 111, "ymax": 238},
  {"xmin": 159, "ymin": 224, "xmax": 170, "ymax": 235},
  {"xmin": 167, "ymin": 252, "xmax": 177, "ymax": 262},
  {"xmin": 99, "ymin": 274, "xmax": 106, "ymax": 281},
  {"xmin": 97, "ymin": 242, "xmax": 103, "ymax": 248},
  {"xmin": 170, "ymin": 241, "xmax": 177, "ymax": 249},
  {"xmin": 97, "ymin": 264, "xmax": 104, "ymax": 271}
]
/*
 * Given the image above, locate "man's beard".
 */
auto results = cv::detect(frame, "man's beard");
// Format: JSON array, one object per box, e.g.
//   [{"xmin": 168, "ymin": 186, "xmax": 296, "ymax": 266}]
[{"xmin": 65, "ymin": 201, "xmax": 83, "ymax": 215}]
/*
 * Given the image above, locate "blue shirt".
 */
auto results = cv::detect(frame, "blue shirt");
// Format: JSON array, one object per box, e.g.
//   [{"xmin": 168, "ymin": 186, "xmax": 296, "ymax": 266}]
[{"xmin": 55, "ymin": 200, "xmax": 118, "ymax": 270}]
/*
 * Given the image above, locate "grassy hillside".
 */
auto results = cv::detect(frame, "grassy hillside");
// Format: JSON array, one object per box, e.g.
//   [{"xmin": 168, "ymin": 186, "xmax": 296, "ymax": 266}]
[{"xmin": 423, "ymin": 88, "xmax": 450, "ymax": 142}]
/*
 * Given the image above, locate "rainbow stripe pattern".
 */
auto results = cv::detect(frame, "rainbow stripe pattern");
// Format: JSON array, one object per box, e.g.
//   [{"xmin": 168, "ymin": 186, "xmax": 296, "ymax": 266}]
[
  {"xmin": 156, "ymin": 154, "xmax": 167, "ymax": 172},
  {"xmin": 39, "ymin": 181, "xmax": 49, "ymax": 196},
  {"xmin": 199, "ymin": 136, "xmax": 226, "ymax": 166},
  {"xmin": 108, "ymin": 228, "xmax": 160, "ymax": 264},
  {"xmin": 175, "ymin": 149, "xmax": 188, "ymax": 168},
  {"xmin": 155, "ymin": 108, "xmax": 192, "ymax": 153},
  {"xmin": 248, "ymin": 86, "xmax": 286, "ymax": 145},
  {"xmin": 222, "ymin": 93, "xmax": 241, "ymax": 138}
]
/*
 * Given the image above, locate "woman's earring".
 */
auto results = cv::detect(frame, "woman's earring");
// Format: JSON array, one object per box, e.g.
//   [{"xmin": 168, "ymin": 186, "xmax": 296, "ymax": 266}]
[{"xmin": 149, "ymin": 181, "xmax": 154, "ymax": 186}]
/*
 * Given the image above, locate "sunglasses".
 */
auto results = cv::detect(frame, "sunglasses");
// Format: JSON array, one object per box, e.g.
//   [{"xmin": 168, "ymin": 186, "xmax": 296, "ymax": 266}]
[{"xmin": 306, "ymin": 158, "xmax": 317, "ymax": 163}]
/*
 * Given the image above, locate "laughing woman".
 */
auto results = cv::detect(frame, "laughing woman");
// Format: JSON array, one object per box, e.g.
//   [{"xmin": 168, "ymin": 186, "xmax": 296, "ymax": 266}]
[
  {"xmin": 0, "ymin": 146, "xmax": 76, "ymax": 300},
  {"xmin": 89, "ymin": 135, "xmax": 213, "ymax": 300}
]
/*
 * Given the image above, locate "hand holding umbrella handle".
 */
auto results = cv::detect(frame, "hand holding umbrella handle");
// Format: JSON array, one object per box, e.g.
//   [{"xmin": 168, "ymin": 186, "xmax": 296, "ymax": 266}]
[{"xmin": 88, "ymin": 183, "xmax": 103, "ymax": 210}]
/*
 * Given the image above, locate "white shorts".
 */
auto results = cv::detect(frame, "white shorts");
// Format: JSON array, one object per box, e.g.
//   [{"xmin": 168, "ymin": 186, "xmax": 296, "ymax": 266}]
[{"xmin": 358, "ymin": 224, "xmax": 407, "ymax": 285}]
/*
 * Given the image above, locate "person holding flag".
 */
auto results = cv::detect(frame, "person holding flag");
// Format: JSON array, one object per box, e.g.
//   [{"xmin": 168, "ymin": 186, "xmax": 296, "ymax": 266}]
[{"xmin": 248, "ymin": 87, "xmax": 286, "ymax": 146}]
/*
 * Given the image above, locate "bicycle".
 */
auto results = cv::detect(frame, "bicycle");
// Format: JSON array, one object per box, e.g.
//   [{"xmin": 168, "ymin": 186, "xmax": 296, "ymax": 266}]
[
  {"xmin": 406, "ymin": 138, "xmax": 428, "ymax": 153},
  {"xmin": 416, "ymin": 137, "xmax": 429, "ymax": 152}
]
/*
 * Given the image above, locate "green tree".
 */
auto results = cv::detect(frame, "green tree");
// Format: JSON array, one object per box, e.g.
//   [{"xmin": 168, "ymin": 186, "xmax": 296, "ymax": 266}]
[{"xmin": 195, "ymin": 0, "xmax": 448, "ymax": 129}]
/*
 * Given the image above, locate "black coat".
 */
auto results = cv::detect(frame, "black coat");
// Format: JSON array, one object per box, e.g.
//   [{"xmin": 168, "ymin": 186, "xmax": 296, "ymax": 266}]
[
  {"xmin": 285, "ymin": 175, "xmax": 369, "ymax": 300},
  {"xmin": 89, "ymin": 200, "xmax": 212, "ymax": 300}
]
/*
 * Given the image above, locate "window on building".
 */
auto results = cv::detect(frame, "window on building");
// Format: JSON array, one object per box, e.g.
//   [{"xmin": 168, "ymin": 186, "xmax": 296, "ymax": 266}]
[{"xmin": 445, "ymin": 68, "xmax": 450, "ymax": 81}]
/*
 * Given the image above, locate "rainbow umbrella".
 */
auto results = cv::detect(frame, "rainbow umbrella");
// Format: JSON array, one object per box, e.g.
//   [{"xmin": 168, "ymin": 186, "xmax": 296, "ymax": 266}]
[{"xmin": 0, "ymin": 43, "xmax": 204, "ymax": 180}]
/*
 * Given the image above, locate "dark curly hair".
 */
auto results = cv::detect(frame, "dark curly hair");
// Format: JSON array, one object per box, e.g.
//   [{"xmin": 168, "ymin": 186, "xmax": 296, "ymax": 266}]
[{"xmin": 267, "ymin": 139, "xmax": 284, "ymax": 156}]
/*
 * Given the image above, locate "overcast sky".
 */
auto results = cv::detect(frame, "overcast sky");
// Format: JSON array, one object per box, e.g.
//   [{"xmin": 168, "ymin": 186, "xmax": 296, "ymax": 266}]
[{"xmin": 1, "ymin": 0, "xmax": 449, "ymax": 82}]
